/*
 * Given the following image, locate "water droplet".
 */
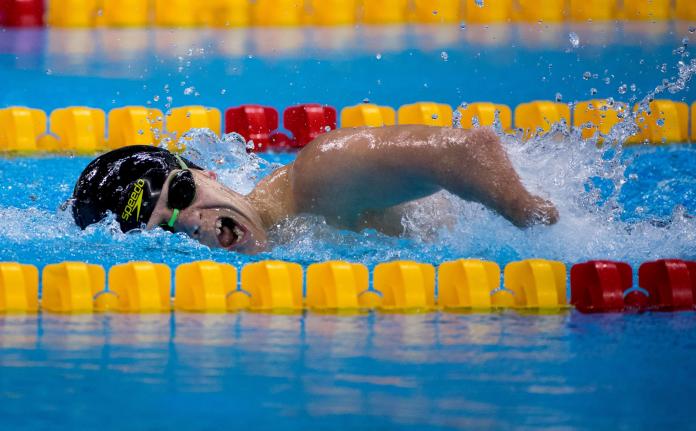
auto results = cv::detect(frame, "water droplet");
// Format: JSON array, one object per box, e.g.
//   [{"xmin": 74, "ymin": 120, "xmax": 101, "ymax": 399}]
[
  {"xmin": 475, "ymin": 0, "xmax": 484, "ymax": 7},
  {"xmin": 583, "ymin": 71, "xmax": 592, "ymax": 80},
  {"xmin": 324, "ymin": 126, "xmax": 332, "ymax": 132},
  {"xmin": 460, "ymin": 102, "xmax": 468, "ymax": 109},
  {"xmin": 431, "ymin": 114, "xmax": 439, "ymax": 120},
  {"xmin": 689, "ymin": 26, "xmax": 696, "ymax": 34},
  {"xmin": 375, "ymin": 53, "xmax": 382, "ymax": 60},
  {"xmin": 153, "ymin": 95, "xmax": 160, "ymax": 102},
  {"xmin": 555, "ymin": 93, "xmax": 563, "ymax": 102},
  {"xmin": 137, "ymin": 129, "xmax": 144, "ymax": 135},
  {"xmin": 362, "ymin": 98, "xmax": 370, "ymax": 103},
  {"xmin": 184, "ymin": 86, "xmax": 195, "ymax": 95},
  {"xmin": 618, "ymin": 84, "xmax": 627, "ymax": 94},
  {"xmin": 590, "ymin": 88, "xmax": 598, "ymax": 96},
  {"xmin": 440, "ymin": 51, "xmax": 448, "ymax": 61},
  {"xmin": 459, "ymin": 22, "xmax": 466, "ymax": 30},
  {"xmin": 630, "ymin": 83, "xmax": 637, "ymax": 92},
  {"xmin": 220, "ymin": 89, "xmax": 227, "ymax": 95},
  {"xmin": 660, "ymin": 63, "xmax": 668, "ymax": 73},
  {"xmin": 656, "ymin": 118, "xmax": 665, "ymax": 127},
  {"xmin": 568, "ymin": 32, "xmax": 579, "ymax": 48},
  {"xmin": 45, "ymin": 68, "xmax": 53, "ymax": 75},
  {"xmin": 603, "ymin": 77, "xmax": 611, "ymax": 85}
]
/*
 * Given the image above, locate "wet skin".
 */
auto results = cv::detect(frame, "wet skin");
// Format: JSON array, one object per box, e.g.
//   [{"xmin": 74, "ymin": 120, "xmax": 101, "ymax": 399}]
[{"xmin": 147, "ymin": 125, "xmax": 559, "ymax": 254}]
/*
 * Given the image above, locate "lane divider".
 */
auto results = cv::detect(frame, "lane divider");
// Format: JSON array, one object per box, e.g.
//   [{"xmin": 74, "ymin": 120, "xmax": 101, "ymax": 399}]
[
  {"xmin": 2, "ymin": 258, "xmax": 695, "ymax": 314},
  {"xmin": 3, "ymin": 0, "xmax": 695, "ymax": 28},
  {"xmin": 514, "ymin": 101, "xmax": 571, "ymax": 140},
  {"xmin": 0, "ymin": 99, "xmax": 694, "ymax": 154}
]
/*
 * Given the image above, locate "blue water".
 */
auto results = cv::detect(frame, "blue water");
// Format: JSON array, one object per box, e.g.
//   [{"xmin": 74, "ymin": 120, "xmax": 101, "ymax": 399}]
[
  {"xmin": 2, "ymin": 24, "xmax": 696, "ymax": 430},
  {"xmin": 2, "ymin": 312, "xmax": 696, "ymax": 430}
]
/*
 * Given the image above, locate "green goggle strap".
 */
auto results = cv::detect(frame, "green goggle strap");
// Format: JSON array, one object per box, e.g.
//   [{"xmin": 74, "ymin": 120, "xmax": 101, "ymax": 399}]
[
  {"xmin": 165, "ymin": 155, "xmax": 189, "ymax": 228},
  {"xmin": 167, "ymin": 209, "xmax": 180, "ymax": 228}
]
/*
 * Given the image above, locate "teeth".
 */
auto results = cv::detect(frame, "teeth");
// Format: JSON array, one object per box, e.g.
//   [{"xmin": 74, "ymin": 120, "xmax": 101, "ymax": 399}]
[
  {"xmin": 233, "ymin": 226, "xmax": 244, "ymax": 242},
  {"xmin": 216, "ymin": 219, "xmax": 222, "ymax": 236}
]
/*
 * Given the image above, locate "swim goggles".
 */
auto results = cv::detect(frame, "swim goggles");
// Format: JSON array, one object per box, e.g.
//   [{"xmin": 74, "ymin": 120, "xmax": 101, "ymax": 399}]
[{"xmin": 161, "ymin": 155, "xmax": 197, "ymax": 231}]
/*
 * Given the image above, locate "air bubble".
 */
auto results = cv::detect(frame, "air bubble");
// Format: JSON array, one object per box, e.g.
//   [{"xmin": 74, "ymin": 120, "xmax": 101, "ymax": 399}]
[
  {"xmin": 568, "ymin": 32, "xmax": 579, "ymax": 48},
  {"xmin": 583, "ymin": 71, "xmax": 592, "ymax": 80},
  {"xmin": 440, "ymin": 51, "xmax": 448, "ymax": 61}
]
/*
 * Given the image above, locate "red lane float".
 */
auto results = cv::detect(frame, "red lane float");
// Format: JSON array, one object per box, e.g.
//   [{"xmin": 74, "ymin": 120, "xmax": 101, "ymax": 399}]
[
  {"xmin": 570, "ymin": 260, "xmax": 632, "ymax": 313},
  {"xmin": 0, "ymin": 0, "xmax": 44, "ymax": 27},
  {"xmin": 624, "ymin": 289, "xmax": 650, "ymax": 310},
  {"xmin": 283, "ymin": 104, "xmax": 337, "ymax": 149},
  {"xmin": 639, "ymin": 259, "xmax": 696, "ymax": 311},
  {"xmin": 225, "ymin": 105, "xmax": 279, "ymax": 152}
]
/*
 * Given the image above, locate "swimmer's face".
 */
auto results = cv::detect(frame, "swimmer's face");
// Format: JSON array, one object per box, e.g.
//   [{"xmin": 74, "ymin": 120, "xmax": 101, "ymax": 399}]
[{"xmin": 147, "ymin": 169, "xmax": 267, "ymax": 254}]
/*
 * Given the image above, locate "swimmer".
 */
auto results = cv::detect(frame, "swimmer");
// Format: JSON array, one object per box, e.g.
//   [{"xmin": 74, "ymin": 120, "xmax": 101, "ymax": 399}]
[{"xmin": 71, "ymin": 126, "xmax": 558, "ymax": 254}]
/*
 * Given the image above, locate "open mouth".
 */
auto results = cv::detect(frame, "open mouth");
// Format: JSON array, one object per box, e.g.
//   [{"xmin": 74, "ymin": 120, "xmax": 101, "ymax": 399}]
[{"xmin": 215, "ymin": 216, "xmax": 249, "ymax": 249}]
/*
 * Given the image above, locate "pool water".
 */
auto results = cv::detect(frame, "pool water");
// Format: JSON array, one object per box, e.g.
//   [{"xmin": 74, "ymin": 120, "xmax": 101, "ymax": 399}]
[
  {"xmin": 1, "ymin": 24, "xmax": 696, "ymax": 430},
  {"xmin": 2, "ymin": 312, "xmax": 696, "ymax": 430}
]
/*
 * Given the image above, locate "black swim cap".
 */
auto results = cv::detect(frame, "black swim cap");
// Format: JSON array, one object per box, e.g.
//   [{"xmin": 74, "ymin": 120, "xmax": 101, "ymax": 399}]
[{"xmin": 71, "ymin": 145, "xmax": 201, "ymax": 232}]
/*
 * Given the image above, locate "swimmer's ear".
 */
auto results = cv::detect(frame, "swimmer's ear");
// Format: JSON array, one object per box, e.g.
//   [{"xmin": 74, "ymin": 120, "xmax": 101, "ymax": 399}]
[{"xmin": 201, "ymin": 170, "xmax": 218, "ymax": 181}]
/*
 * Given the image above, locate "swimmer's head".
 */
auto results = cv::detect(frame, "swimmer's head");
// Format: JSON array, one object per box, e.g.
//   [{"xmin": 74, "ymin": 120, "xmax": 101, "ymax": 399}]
[{"xmin": 71, "ymin": 145, "xmax": 267, "ymax": 254}]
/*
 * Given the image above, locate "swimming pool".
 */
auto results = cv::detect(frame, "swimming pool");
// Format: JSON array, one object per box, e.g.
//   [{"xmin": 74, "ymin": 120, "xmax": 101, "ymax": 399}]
[{"xmin": 1, "ymin": 24, "xmax": 696, "ymax": 429}]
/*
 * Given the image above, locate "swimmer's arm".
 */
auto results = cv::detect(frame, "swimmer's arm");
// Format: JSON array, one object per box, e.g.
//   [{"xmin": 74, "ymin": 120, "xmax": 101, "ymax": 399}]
[{"xmin": 254, "ymin": 125, "xmax": 557, "ymax": 229}]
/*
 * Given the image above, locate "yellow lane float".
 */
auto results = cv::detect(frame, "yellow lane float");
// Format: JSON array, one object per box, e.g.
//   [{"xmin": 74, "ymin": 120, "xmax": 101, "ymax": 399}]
[
  {"xmin": 108, "ymin": 106, "xmax": 163, "ymax": 149},
  {"xmin": 175, "ymin": 261, "xmax": 238, "ymax": 312},
  {"xmin": 241, "ymin": 260, "xmax": 303, "ymax": 312},
  {"xmin": 109, "ymin": 262, "xmax": 171, "ymax": 312},
  {"xmin": 629, "ymin": 100, "xmax": 689, "ymax": 144},
  {"xmin": 373, "ymin": 261, "xmax": 435, "ymax": 311},
  {"xmin": 0, "ymin": 263, "xmax": 38, "ymax": 313},
  {"xmin": 514, "ymin": 101, "xmax": 570, "ymax": 140},
  {"xmin": 42, "ymin": 262, "xmax": 105, "ymax": 313},
  {"xmin": 0, "ymin": 107, "xmax": 46, "ymax": 152},
  {"xmin": 504, "ymin": 259, "xmax": 567, "ymax": 309},
  {"xmin": 438, "ymin": 259, "xmax": 501, "ymax": 309},
  {"xmin": 341, "ymin": 103, "xmax": 396, "ymax": 128},
  {"xmin": 49, "ymin": 107, "xmax": 106, "ymax": 153},
  {"xmin": 457, "ymin": 102, "xmax": 512, "ymax": 130},
  {"xmin": 306, "ymin": 261, "xmax": 368, "ymax": 310},
  {"xmin": 398, "ymin": 102, "xmax": 453, "ymax": 127}
]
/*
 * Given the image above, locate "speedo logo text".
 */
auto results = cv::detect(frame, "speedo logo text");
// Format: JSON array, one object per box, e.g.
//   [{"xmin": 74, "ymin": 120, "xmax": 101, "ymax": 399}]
[{"xmin": 121, "ymin": 179, "xmax": 145, "ymax": 221}]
